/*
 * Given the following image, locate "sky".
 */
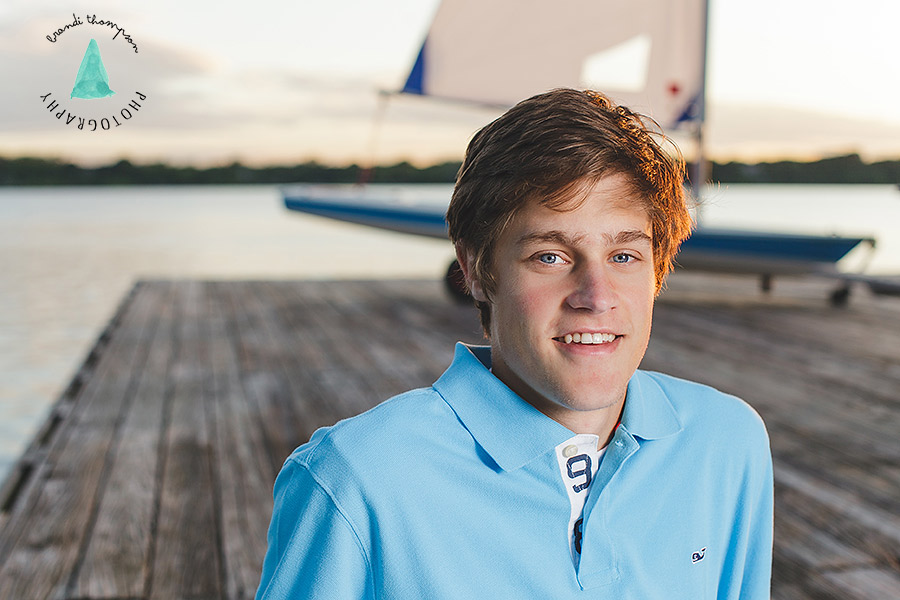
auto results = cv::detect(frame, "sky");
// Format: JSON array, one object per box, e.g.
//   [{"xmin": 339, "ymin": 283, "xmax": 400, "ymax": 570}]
[{"xmin": 1, "ymin": 0, "xmax": 899, "ymax": 167}]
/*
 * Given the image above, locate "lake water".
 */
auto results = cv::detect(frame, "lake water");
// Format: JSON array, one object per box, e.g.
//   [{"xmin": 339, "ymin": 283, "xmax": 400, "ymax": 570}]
[{"xmin": 1, "ymin": 183, "xmax": 899, "ymax": 482}]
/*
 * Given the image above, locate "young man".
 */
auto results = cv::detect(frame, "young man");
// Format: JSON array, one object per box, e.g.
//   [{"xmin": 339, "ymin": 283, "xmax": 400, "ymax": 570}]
[{"xmin": 256, "ymin": 89, "xmax": 773, "ymax": 599}]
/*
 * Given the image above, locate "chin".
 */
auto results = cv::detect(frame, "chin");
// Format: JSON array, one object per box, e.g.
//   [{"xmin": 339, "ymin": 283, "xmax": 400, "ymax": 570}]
[{"xmin": 552, "ymin": 381, "xmax": 628, "ymax": 413}]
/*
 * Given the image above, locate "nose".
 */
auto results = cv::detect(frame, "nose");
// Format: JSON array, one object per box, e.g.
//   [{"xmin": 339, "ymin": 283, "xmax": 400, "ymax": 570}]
[{"xmin": 565, "ymin": 263, "xmax": 617, "ymax": 312}]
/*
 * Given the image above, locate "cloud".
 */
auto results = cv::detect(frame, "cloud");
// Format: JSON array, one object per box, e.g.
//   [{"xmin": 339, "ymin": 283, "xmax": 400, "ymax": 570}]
[
  {"xmin": 709, "ymin": 103, "xmax": 900, "ymax": 161},
  {"xmin": 2, "ymin": 5, "xmax": 898, "ymax": 167},
  {"xmin": 0, "ymin": 18, "xmax": 485, "ymax": 168},
  {"xmin": 0, "ymin": 16, "xmax": 219, "ymax": 132}
]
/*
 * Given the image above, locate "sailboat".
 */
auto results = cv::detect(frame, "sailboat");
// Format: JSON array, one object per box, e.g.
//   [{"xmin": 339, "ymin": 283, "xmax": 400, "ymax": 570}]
[{"xmin": 283, "ymin": 0, "xmax": 879, "ymax": 304}]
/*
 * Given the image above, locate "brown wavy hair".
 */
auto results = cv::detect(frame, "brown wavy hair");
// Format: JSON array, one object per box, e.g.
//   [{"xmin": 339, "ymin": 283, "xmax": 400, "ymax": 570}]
[{"xmin": 447, "ymin": 88, "xmax": 694, "ymax": 334}]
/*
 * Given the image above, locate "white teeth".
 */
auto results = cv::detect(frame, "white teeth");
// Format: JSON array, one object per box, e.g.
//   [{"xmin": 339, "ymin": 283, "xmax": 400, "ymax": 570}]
[{"xmin": 559, "ymin": 333, "xmax": 617, "ymax": 344}]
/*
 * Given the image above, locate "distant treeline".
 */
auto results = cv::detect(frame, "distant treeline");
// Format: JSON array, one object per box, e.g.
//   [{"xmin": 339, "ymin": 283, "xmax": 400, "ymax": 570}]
[
  {"xmin": 712, "ymin": 154, "xmax": 900, "ymax": 184},
  {"xmin": 0, "ymin": 157, "xmax": 462, "ymax": 186},
  {"xmin": 1, "ymin": 154, "xmax": 898, "ymax": 186}
]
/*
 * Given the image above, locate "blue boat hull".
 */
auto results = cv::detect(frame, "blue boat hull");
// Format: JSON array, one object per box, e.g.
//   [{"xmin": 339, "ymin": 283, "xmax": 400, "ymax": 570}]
[{"xmin": 282, "ymin": 185, "xmax": 874, "ymax": 276}]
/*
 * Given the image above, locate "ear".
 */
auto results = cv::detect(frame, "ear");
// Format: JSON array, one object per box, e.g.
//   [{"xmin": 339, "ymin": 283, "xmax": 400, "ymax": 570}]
[{"xmin": 454, "ymin": 243, "xmax": 488, "ymax": 302}]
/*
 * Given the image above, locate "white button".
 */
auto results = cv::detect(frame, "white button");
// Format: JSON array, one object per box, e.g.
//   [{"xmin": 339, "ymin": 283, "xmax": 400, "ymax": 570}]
[{"xmin": 562, "ymin": 444, "xmax": 578, "ymax": 458}]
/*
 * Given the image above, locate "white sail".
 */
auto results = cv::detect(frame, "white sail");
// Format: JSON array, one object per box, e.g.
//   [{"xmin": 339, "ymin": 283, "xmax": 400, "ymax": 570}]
[{"xmin": 402, "ymin": 0, "xmax": 707, "ymax": 131}]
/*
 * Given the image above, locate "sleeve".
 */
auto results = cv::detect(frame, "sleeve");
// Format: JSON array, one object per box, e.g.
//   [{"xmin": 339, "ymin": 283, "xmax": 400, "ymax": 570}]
[
  {"xmin": 255, "ymin": 458, "xmax": 375, "ymax": 600},
  {"xmin": 721, "ymin": 419, "xmax": 774, "ymax": 600},
  {"xmin": 740, "ymin": 442, "xmax": 774, "ymax": 599}
]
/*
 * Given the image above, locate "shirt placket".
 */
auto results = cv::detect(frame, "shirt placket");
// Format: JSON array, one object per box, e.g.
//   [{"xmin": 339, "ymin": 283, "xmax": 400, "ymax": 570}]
[{"xmin": 574, "ymin": 427, "xmax": 641, "ymax": 590}]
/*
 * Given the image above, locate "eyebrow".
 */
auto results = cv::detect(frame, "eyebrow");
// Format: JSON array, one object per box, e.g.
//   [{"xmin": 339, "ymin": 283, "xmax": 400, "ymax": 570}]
[
  {"xmin": 516, "ymin": 229, "xmax": 651, "ymax": 247},
  {"xmin": 612, "ymin": 229, "xmax": 653, "ymax": 245}
]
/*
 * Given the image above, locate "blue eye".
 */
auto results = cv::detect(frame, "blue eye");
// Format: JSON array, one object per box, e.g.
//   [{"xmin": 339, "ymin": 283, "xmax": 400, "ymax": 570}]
[
  {"xmin": 538, "ymin": 253, "xmax": 561, "ymax": 264},
  {"xmin": 611, "ymin": 253, "xmax": 634, "ymax": 264}
]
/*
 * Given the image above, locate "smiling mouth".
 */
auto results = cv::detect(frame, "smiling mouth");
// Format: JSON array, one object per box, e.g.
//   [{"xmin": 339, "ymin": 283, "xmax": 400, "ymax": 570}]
[{"xmin": 553, "ymin": 332, "xmax": 621, "ymax": 345}]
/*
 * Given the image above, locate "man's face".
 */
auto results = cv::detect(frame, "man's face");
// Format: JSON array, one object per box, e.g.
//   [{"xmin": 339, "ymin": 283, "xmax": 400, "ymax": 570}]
[{"xmin": 468, "ymin": 173, "xmax": 656, "ymax": 427}]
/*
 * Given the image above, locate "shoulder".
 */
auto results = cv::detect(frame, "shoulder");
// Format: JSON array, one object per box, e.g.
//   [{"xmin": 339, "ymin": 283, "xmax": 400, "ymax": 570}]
[
  {"xmin": 636, "ymin": 370, "xmax": 769, "ymax": 449},
  {"xmin": 284, "ymin": 385, "xmax": 458, "ymax": 489},
  {"xmin": 293, "ymin": 385, "xmax": 450, "ymax": 453}
]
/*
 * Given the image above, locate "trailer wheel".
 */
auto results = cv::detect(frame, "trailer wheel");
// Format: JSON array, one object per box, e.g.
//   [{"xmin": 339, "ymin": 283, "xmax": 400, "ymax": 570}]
[{"xmin": 829, "ymin": 283, "xmax": 851, "ymax": 308}]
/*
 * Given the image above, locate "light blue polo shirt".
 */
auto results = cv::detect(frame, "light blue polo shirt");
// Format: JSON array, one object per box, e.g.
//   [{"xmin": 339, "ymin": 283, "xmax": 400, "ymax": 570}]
[{"xmin": 256, "ymin": 343, "xmax": 773, "ymax": 599}]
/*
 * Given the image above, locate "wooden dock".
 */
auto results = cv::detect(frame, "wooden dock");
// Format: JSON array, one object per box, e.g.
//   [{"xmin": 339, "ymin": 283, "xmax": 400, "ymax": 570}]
[{"xmin": 0, "ymin": 275, "xmax": 898, "ymax": 599}]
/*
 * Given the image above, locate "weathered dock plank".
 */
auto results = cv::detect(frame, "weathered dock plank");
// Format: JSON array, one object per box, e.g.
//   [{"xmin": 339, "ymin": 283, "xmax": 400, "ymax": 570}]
[
  {"xmin": 0, "ymin": 275, "xmax": 898, "ymax": 600},
  {"xmin": 209, "ymin": 282, "xmax": 279, "ymax": 600},
  {"xmin": 150, "ymin": 280, "xmax": 223, "ymax": 600},
  {"xmin": 0, "ymin": 281, "xmax": 162, "ymax": 599},
  {"xmin": 72, "ymin": 281, "xmax": 175, "ymax": 599}
]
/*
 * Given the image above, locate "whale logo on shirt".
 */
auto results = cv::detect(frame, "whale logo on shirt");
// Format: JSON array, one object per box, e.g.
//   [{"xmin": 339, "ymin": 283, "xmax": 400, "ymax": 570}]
[{"xmin": 691, "ymin": 547, "xmax": 707, "ymax": 564}]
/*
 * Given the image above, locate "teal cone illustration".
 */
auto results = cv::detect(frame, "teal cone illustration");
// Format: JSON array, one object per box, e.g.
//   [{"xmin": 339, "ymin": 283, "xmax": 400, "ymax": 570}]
[{"xmin": 71, "ymin": 39, "xmax": 115, "ymax": 99}]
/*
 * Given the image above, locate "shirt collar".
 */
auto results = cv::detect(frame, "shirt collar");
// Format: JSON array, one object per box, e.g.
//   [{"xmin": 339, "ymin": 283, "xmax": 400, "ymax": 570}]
[
  {"xmin": 433, "ymin": 343, "xmax": 573, "ymax": 471},
  {"xmin": 620, "ymin": 371, "xmax": 683, "ymax": 440},
  {"xmin": 432, "ymin": 343, "xmax": 683, "ymax": 471}
]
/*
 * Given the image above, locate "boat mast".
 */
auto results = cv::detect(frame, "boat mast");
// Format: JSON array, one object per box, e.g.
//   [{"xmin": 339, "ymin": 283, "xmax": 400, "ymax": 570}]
[{"xmin": 693, "ymin": 0, "xmax": 711, "ymax": 200}]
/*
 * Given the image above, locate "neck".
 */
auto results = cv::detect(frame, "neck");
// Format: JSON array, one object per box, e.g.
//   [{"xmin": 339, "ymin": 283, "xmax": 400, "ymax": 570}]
[
  {"xmin": 490, "ymin": 358, "xmax": 626, "ymax": 450},
  {"xmin": 540, "ymin": 399, "xmax": 625, "ymax": 449}
]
